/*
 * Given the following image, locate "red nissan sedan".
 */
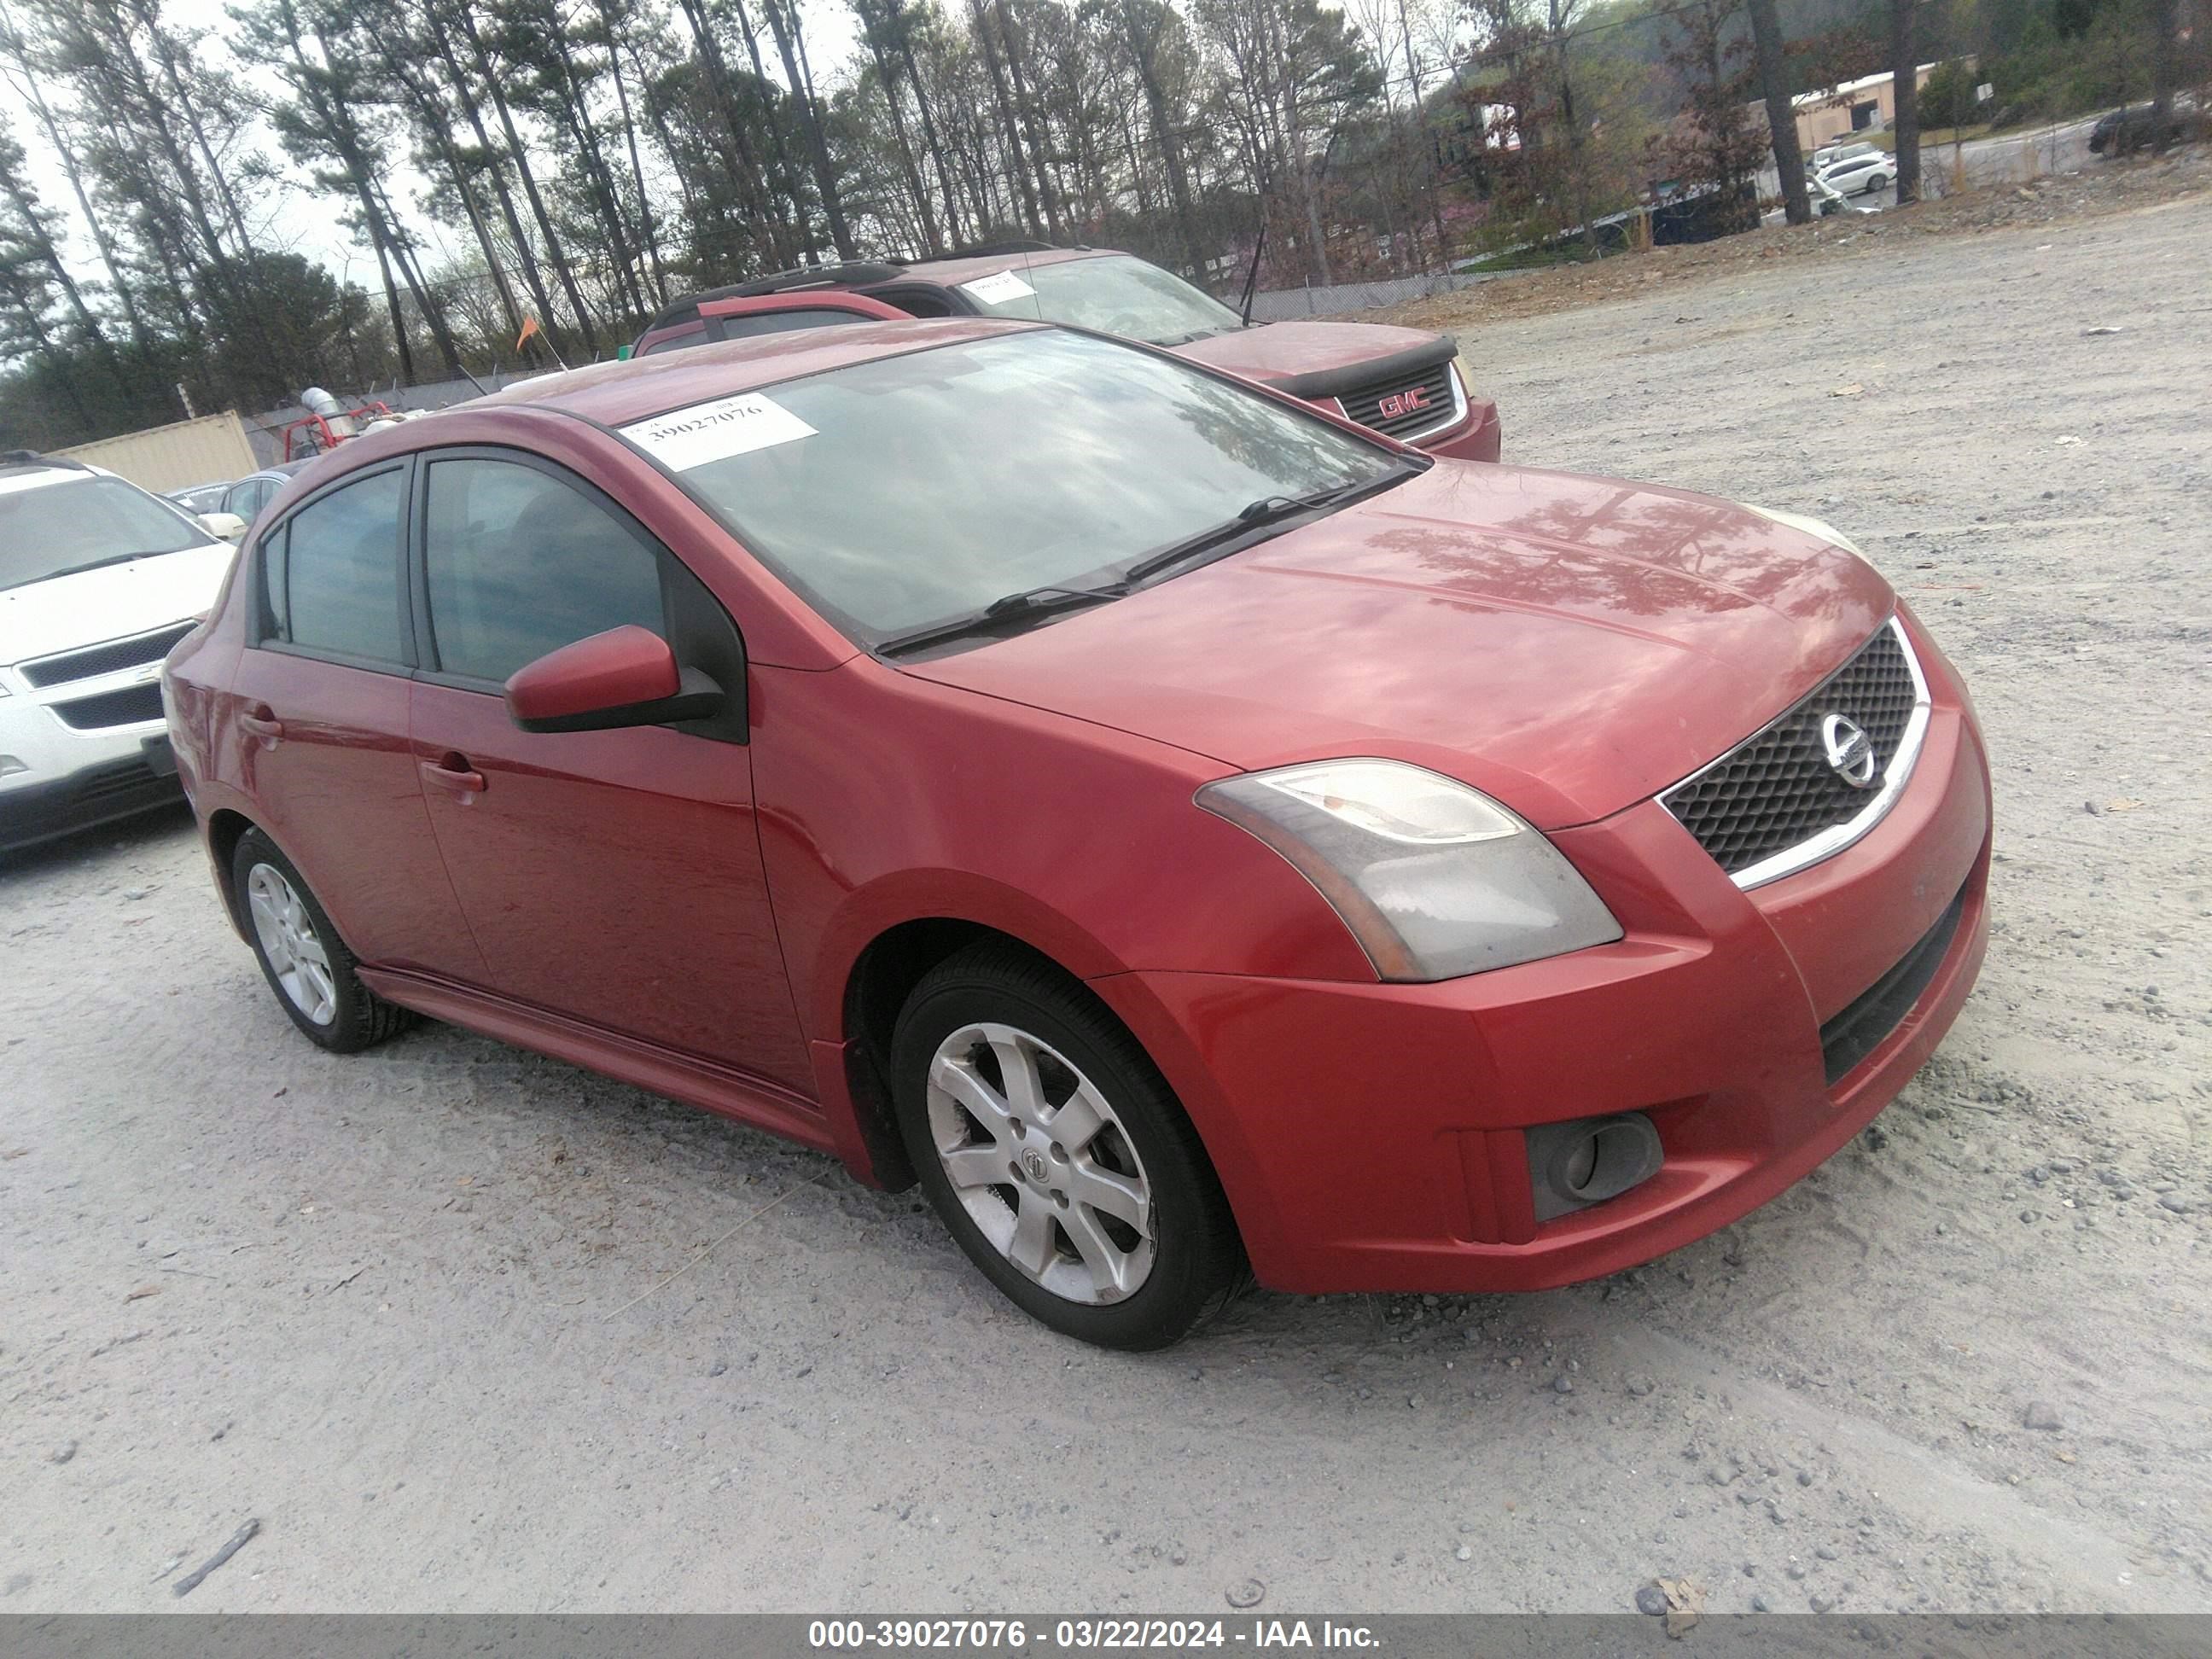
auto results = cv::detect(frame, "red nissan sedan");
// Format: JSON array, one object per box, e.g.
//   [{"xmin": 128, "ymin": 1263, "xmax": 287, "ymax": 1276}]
[{"xmin": 165, "ymin": 319, "xmax": 1990, "ymax": 1349}]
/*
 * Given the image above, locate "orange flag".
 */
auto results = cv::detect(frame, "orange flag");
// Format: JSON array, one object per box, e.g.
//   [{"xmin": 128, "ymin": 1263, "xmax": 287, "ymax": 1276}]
[{"xmin": 515, "ymin": 316, "xmax": 542, "ymax": 351}]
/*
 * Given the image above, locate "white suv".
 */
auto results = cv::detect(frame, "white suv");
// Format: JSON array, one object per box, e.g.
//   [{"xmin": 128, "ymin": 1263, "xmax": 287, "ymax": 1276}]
[
  {"xmin": 1, "ymin": 453, "xmax": 239, "ymax": 850},
  {"xmin": 1818, "ymin": 150, "xmax": 1893, "ymax": 197}
]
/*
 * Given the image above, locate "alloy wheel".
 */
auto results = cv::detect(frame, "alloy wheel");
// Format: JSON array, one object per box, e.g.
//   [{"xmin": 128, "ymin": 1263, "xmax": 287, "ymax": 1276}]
[
  {"xmin": 925, "ymin": 1021, "xmax": 1155, "ymax": 1305},
  {"xmin": 245, "ymin": 861, "xmax": 338, "ymax": 1026}
]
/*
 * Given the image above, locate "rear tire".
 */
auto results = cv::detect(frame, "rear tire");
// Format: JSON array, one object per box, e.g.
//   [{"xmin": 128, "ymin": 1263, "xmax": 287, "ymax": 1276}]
[
  {"xmin": 232, "ymin": 828, "xmax": 412, "ymax": 1054},
  {"xmin": 889, "ymin": 943, "xmax": 1240, "ymax": 1349}
]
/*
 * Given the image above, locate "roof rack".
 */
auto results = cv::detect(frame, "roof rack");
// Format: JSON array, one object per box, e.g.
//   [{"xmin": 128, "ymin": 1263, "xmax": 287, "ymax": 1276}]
[
  {"xmin": 938, "ymin": 238, "xmax": 1068, "ymax": 259},
  {"xmin": 0, "ymin": 449, "xmax": 89, "ymax": 474}
]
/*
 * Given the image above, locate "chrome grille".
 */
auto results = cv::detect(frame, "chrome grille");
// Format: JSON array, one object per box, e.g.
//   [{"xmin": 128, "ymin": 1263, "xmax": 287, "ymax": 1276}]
[
  {"xmin": 1661, "ymin": 620, "xmax": 1925, "ymax": 882},
  {"xmin": 1338, "ymin": 361, "xmax": 1455, "ymax": 439},
  {"xmin": 20, "ymin": 622, "xmax": 196, "ymax": 689}
]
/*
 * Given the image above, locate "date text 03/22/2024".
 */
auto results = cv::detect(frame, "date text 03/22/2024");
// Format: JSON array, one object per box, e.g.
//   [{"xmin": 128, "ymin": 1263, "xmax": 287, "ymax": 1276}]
[{"xmin": 806, "ymin": 1620, "xmax": 1382, "ymax": 1650}]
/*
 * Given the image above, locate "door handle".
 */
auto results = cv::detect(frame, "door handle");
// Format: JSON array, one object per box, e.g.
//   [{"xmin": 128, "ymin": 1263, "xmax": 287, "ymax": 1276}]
[
  {"xmin": 239, "ymin": 706, "xmax": 284, "ymax": 741},
  {"xmin": 419, "ymin": 755, "xmax": 487, "ymax": 796}
]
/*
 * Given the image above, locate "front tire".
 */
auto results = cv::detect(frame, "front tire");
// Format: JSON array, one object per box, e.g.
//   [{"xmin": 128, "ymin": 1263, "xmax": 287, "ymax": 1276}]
[
  {"xmin": 232, "ymin": 828, "xmax": 412, "ymax": 1053},
  {"xmin": 889, "ymin": 944, "xmax": 1240, "ymax": 1349}
]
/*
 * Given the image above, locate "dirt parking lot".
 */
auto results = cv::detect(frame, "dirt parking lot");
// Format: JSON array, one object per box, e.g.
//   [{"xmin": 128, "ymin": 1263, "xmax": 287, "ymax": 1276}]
[{"xmin": 5, "ymin": 178, "xmax": 2209, "ymax": 1616}]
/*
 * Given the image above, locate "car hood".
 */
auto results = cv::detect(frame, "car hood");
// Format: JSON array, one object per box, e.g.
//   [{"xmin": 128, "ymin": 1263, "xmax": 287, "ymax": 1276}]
[
  {"xmin": 906, "ymin": 464, "xmax": 1896, "ymax": 830},
  {"xmin": 0, "ymin": 542, "xmax": 236, "ymax": 668},
  {"xmin": 1173, "ymin": 320, "xmax": 1452, "ymax": 397}
]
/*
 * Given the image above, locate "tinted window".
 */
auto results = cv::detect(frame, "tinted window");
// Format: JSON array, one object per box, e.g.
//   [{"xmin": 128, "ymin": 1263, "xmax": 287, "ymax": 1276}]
[
  {"xmin": 422, "ymin": 458, "xmax": 666, "ymax": 683},
  {"xmin": 879, "ymin": 288, "xmax": 956, "ymax": 318},
  {"xmin": 281, "ymin": 469, "xmax": 406, "ymax": 661}
]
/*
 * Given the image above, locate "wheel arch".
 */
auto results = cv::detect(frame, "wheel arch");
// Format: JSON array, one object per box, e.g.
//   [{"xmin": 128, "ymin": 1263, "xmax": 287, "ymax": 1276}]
[
  {"xmin": 831, "ymin": 911, "xmax": 1105, "ymax": 1192},
  {"xmin": 203, "ymin": 806, "xmax": 259, "ymax": 937}
]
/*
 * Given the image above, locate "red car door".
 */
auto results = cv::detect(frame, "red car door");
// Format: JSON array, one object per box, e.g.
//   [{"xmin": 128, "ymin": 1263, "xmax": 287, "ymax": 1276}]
[
  {"xmin": 225, "ymin": 462, "xmax": 485, "ymax": 980},
  {"xmin": 402, "ymin": 450, "xmax": 812, "ymax": 1093}
]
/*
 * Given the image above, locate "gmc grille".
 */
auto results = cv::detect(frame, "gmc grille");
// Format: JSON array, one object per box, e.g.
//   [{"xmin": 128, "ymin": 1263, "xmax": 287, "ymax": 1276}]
[
  {"xmin": 51, "ymin": 682, "xmax": 166, "ymax": 731},
  {"xmin": 20, "ymin": 622, "xmax": 196, "ymax": 689},
  {"xmin": 1661, "ymin": 621, "xmax": 1923, "ymax": 880},
  {"xmin": 1338, "ymin": 361, "xmax": 1455, "ymax": 439}
]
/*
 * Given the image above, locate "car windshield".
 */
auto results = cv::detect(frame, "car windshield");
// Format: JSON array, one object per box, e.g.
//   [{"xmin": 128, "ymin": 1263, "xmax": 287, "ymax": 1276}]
[
  {"xmin": 0, "ymin": 475, "xmax": 212, "ymax": 591},
  {"xmin": 952, "ymin": 254, "xmax": 1245, "ymax": 346},
  {"xmin": 626, "ymin": 328, "xmax": 1399, "ymax": 648}
]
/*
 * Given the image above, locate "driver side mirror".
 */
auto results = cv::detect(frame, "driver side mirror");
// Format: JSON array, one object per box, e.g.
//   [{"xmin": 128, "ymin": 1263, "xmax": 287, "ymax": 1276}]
[
  {"xmin": 504, "ymin": 625, "xmax": 725, "ymax": 734},
  {"xmin": 197, "ymin": 511, "xmax": 248, "ymax": 544}
]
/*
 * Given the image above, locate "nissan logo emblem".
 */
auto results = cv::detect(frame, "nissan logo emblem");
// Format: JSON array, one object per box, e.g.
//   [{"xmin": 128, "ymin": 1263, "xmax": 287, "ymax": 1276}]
[{"xmin": 1820, "ymin": 713, "xmax": 1878, "ymax": 789}]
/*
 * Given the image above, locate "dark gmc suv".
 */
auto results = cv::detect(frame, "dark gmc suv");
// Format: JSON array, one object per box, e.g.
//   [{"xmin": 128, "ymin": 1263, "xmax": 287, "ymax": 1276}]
[{"xmin": 633, "ymin": 244, "xmax": 1503, "ymax": 463}]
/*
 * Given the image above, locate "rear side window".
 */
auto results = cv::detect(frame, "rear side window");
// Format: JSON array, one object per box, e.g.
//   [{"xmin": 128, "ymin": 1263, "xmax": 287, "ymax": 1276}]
[
  {"xmin": 271, "ymin": 470, "xmax": 407, "ymax": 662},
  {"xmin": 875, "ymin": 288, "xmax": 957, "ymax": 318},
  {"xmin": 421, "ymin": 457, "xmax": 667, "ymax": 683}
]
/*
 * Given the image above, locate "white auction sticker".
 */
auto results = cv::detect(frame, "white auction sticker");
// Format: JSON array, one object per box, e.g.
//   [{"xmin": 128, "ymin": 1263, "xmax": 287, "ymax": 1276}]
[
  {"xmin": 959, "ymin": 269, "xmax": 1038, "ymax": 306},
  {"xmin": 620, "ymin": 392, "xmax": 817, "ymax": 472}
]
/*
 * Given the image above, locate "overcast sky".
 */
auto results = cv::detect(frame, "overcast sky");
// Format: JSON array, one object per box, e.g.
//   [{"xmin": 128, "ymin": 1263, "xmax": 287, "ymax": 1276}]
[{"xmin": 2, "ymin": 0, "xmax": 864, "ymax": 291}]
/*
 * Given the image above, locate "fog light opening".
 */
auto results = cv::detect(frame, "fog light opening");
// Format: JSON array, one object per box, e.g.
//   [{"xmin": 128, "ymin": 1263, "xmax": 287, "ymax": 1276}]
[{"xmin": 1527, "ymin": 1112, "xmax": 1664, "ymax": 1222}]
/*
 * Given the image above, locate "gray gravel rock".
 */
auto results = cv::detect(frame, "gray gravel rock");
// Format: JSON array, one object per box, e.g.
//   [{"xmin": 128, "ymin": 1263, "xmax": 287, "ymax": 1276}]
[
  {"xmin": 1635, "ymin": 1585, "xmax": 1668, "ymax": 1615},
  {"xmin": 2023, "ymin": 1400, "xmax": 2064, "ymax": 1432}
]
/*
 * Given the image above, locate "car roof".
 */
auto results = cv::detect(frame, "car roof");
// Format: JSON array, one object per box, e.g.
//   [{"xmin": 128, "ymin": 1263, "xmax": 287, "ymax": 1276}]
[
  {"xmin": 0, "ymin": 455, "xmax": 114, "ymax": 498},
  {"xmin": 637, "ymin": 246, "xmax": 1115, "ymax": 338},
  {"xmin": 468, "ymin": 315, "xmax": 1039, "ymax": 429},
  {"xmin": 888, "ymin": 246, "xmax": 1104, "ymax": 288}
]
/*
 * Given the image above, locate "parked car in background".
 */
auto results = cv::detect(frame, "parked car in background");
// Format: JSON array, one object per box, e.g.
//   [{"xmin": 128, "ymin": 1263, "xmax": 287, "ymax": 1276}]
[
  {"xmin": 167, "ymin": 318, "xmax": 1989, "ymax": 1348},
  {"xmin": 1811, "ymin": 174, "xmax": 1871, "ymax": 217},
  {"xmin": 168, "ymin": 481, "xmax": 236, "ymax": 515},
  {"xmin": 1818, "ymin": 151, "xmax": 1893, "ymax": 197},
  {"xmin": 2088, "ymin": 101, "xmax": 2200, "ymax": 154},
  {"xmin": 1808, "ymin": 139, "xmax": 1879, "ymax": 176},
  {"xmin": 2, "ymin": 452, "xmax": 238, "ymax": 849},
  {"xmin": 634, "ymin": 243, "xmax": 1504, "ymax": 463},
  {"xmin": 217, "ymin": 457, "xmax": 322, "ymax": 532}
]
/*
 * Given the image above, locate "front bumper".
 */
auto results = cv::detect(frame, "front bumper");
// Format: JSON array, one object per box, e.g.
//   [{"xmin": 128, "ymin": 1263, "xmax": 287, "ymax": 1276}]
[
  {"xmin": 1, "ymin": 669, "xmax": 183, "ymax": 852},
  {"xmin": 1091, "ymin": 630, "xmax": 1991, "ymax": 1295}
]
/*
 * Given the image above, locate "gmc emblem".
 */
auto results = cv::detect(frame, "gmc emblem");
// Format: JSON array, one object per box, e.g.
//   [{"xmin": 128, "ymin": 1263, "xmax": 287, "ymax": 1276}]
[{"xmin": 1377, "ymin": 386, "xmax": 1432, "ymax": 420}]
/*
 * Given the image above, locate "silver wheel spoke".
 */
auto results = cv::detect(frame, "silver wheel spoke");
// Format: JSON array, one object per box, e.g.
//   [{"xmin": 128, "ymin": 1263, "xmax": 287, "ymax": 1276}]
[
  {"xmin": 1007, "ymin": 1191, "xmax": 1057, "ymax": 1278},
  {"xmin": 940, "ymin": 1145, "xmax": 1004, "ymax": 1190},
  {"xmin": 1068, "ymin": 1161, "xmax": 1150, "ymax": 1237},
  {"xmin": 1060, "ymin": 1204, "xmax": 1134, "ymax": 1299},
  {"xmin": 924, "ymin": 1020, "xmax": 1158, "ymax": 1307},
  {"xmin": 930, "ymin": 1054, "xmax": 1016, "ymax": 1137},
  {"xmin": 988, "ymin": 1031, "xmax": 1047, "ymax": 1119},
  {"xmin": 1045, "ymin": 1086, "xmax": 1109, "ymax": 1156},
  {"xmin": 245, "ymin": 862, "xmax": 338, "ymax": 1027}
]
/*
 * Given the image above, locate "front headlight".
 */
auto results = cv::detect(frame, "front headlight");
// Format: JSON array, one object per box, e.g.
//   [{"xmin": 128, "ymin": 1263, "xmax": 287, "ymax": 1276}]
[
  {"xmin": 1741, "ymin": 503, "xmax": 1865, "ymax": 558},
  {"xmin": 1195, "ymin": 759, "xmax": 1622, "ymax": 981}
]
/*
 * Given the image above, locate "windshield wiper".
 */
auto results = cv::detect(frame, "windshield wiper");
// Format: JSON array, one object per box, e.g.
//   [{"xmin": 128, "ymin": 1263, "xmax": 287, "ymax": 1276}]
[
  {"xmin": 52, "ymin": 550, "xmax": 170, "ymax": 579},
  {"xmin": 1120, "ymin": 462, "xmax": 1424, "ymax": 590},
  {"xmin": 877, "ymin": 584, "xmax": 1124, "ymax": 659}
]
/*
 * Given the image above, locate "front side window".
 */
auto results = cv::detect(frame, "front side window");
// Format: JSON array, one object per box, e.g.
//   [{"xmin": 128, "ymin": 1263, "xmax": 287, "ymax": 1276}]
[
  {"xmin": 422, "ymin": 457, "xmax": 666, "ymax": 683},
  {"xmin": 620, "ymin": 329, "xmax": 1400, "ymax": 648},
  {"xmin": 0, "ymin": 475, "xmax": 215, "ymax": 591},
  {"xmin": 955, "ymin": 255, "xmax": 1243, "ymax": 346},
  {"xmin": 276, "ymin": 470, "xmax": 407, "ymax": 662}
]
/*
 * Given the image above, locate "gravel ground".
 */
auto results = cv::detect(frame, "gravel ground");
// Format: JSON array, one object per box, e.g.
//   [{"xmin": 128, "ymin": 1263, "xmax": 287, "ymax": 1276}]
[{"xmin": 4, "ymin": 173, "xmax": 2209, "ymax": 1617}]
